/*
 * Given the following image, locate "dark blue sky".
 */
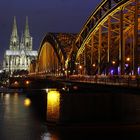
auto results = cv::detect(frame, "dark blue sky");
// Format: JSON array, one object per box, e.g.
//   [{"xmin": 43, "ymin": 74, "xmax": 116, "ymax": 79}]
[{"xmin": 0, "ymin": 0, "xmax": 101, "ymax": 64}]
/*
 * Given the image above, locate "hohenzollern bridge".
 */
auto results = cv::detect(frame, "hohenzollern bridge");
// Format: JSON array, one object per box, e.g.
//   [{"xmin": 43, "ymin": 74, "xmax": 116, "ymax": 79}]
[{"xmin": 27, "ymin": 0, "xmax": 140, "ymax": 87}]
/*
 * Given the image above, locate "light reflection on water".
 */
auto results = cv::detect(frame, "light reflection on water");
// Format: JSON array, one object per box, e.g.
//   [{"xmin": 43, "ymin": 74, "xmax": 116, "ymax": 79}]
[
  {"xmin": 0, "ymin": 90, "xmax": 140, "ymax": 140},
  {"xmin": 0, "ymin": 92, "xmax": 47, "ymax": 140},
  {"xmin": 41, "ymin": 132, "xmax": 58, "ymax": 140},
  {"xmin": 46, "ymin": 89, "xmax": 60, "ymax": 122},
  {"xmin": 24, "ymin": 98, "xmax": 31, "ymax": 107}
]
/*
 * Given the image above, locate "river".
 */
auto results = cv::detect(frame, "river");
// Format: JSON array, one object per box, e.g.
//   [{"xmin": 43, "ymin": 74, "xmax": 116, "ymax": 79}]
[{"xmin": 0, "ymin": 88, "xmax": 140, "ymax": 140}]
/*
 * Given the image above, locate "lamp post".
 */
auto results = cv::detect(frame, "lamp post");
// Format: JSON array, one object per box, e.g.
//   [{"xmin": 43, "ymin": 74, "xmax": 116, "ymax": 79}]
[
  {"xmin": 110, "ymin": 61, "xmax": 116, "ymax": 75},
  {"xmin": 79, "ymin": 65, "xmax": 82, "ymax": 75},
  {"xmin": 92, "ymin": 63, "xmax": 96, "ymax": 75},
  {"xmin": 126, "ymin": 57, "xmax": 131, "ymax": 75}
]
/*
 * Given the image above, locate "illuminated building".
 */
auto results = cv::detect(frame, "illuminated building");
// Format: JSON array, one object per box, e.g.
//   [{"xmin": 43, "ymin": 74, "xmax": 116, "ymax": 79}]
[{"xmin": 3, "ymin": 17, "xmax": 37, "ymax": 74}]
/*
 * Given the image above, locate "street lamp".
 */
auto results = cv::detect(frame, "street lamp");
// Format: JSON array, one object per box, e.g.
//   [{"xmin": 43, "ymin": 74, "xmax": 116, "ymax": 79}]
[
  {"xmin": 79, "ymin": 65, "xmax": 82, "ymax": 69},
  {"xmin": 79, "ymin": 65, "xmax": 82, "ymax": 75},
  {"xmin": 92, "ymin": 63, "xmax": 96, "ymax": 67},
  {"xmin": 126, "ymin": 57, "xmax": 130, "ymax": 62},
  {"xmin": 112, "ymin": 61, "xmax": 116, "ymax": 65},
  {"xmin": 126, "ymin": 57, "xmax": 131, "ymax": 75}
]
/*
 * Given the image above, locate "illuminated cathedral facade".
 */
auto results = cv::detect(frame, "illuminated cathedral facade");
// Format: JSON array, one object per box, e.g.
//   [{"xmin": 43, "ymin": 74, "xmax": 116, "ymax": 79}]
[{"xmin": 3, "ymin": 17, "xmax": 38, "ymax": 75}]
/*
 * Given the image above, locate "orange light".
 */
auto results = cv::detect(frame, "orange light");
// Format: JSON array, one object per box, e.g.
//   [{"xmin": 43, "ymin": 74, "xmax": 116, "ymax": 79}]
[
  {"xmin": 126, "ymin": 57, "xmax": 130, "ymax": 62},
  {"xmin": 112, "ymin": 61, "xmax": 115, "ymax": 65},
  {"xmin": 92, "ymin": 64, "xmax": 96, "ymax": 67},
  {"xmin": 25, "ymin": 80, "xmax": 30, "ymax": 85},
  {"xmin": 14, "ymin": 81, "xmax": 18, "ymax": 85},
  {"xmin": 79, "ymin": 65, "xmax": 82, "ymax": 69},
  {"xmin": 47, "ymin": 90, "xmax": 60, "ymax": 121}
]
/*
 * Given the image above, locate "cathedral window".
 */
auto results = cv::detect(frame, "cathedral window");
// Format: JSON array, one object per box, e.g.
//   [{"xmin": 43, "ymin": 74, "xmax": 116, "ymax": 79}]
[
  {"xmin": 26, "ymin": 42, "xmax": 29, "ymax": 47},
  {"xmin": 13, "ymin": 42, "xmax": 16, "ymax": 46}
]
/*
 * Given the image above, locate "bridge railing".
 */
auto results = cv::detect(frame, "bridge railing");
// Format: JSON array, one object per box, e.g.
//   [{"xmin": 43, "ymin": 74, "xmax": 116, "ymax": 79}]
[
  {"xmin": 67, "ymin": 75, "xmax": 140, "ymax": 88},
  {"xmin": 28, "ymin": 72, "xmax": 140, "ymax": 88}
]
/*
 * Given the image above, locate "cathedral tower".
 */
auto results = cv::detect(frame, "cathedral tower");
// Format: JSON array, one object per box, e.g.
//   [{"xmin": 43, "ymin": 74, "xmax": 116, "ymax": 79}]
[
  {"xmin": 10, "ymin": 17, "xmax": 19, "ymax": 50},
  {"xmin": 23, "ymin": 16, "xmax": 32, "ymax": 51}
]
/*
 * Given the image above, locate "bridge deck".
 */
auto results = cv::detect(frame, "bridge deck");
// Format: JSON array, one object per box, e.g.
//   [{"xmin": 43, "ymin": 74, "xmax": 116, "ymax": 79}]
[{"xmin": 28, "ymin": 74, "xmax": 140, "ymax": 90}]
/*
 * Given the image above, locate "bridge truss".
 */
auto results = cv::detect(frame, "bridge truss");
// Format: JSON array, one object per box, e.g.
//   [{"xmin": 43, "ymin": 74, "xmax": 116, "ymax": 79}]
[
  {"xmin": 36, "ymin": 33, "xmax": 65, "ymax": 75},
  {"xmin": 75, "ymin": 0, "xmax": 140, "ymax": 76}
]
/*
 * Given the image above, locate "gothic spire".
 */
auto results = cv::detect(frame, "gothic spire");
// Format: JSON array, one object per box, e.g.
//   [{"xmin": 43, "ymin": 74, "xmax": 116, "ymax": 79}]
[
  {"xmin": 24, "ymin": 16, "xmax": 30, "ymax": 37},
  {"xmin": 10, "ymin": 16, "xmax": 19, "ymax": 50},
  {"xmin": 11, "ymin": 16, "xmax": 18, "ymax": 37}
]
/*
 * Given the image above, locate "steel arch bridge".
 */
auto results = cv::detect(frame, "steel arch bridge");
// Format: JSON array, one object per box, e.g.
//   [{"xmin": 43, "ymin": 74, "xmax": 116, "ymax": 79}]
[
  {"xmin": 35, "ymin": 33, "xmax": 76, "ymax": 75},
  {"xmin": 75, "ymin": 0, "xmax": 140, "ymax": 76}
]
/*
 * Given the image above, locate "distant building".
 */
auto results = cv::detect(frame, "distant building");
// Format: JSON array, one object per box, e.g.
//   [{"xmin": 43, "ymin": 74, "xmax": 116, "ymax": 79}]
[{"xmin": 3, "ymin": 17, "xmax": 38, "ymax": 75}]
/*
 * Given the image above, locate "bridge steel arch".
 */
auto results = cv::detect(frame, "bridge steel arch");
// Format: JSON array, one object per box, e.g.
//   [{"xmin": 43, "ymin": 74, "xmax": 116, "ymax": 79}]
[
  {"xmin": 36, "ymin": 33, "xmax": 65, "ymax": 75},
  {"xmin": 75, "ymin": 0, "xmax": 140, "ymax": 75}
]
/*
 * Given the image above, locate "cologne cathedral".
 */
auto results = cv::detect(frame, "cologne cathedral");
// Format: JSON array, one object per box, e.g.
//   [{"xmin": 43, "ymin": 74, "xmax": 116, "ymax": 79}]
[{"xmin": 3, "ymin": 17, "xmax": 38, "ymax": 75}]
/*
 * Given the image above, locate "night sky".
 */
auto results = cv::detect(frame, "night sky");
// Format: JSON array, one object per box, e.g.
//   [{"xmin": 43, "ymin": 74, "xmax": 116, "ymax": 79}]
[{"xmin": 0, "ymin": 0, "xmax": 101, "ymax": 64}]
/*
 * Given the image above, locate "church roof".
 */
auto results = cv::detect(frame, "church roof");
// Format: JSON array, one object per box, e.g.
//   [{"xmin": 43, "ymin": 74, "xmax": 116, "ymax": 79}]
[{"xmin": 5, "ymin": 50, "xmax": 37, "ymax": 56}]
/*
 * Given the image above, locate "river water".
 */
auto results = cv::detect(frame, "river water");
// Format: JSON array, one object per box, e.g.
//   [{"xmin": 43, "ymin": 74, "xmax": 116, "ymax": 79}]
[{"xmin": 1, "ymin": 89, "xmax": 140, "ymax": 140}]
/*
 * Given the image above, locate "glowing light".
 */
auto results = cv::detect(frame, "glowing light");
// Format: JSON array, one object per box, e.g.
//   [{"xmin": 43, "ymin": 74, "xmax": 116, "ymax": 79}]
[
  {"xmin": 138, "ymin": 67, "xmax": 140, "ymax": 75},
  {"xmin": 47, "ymin": 90, "xmax": 60, "ymax": 122},
  {"xmin": 110, "ymin": 69, "xmax": 114, "ymax": 75},
  {"xmin": 118, "ymin": 67, "xmax": 120, "ymax": 75},
  {"xmin": 24, "ymin": 98, "xmax": 31, "ymax": 107},
  {"xmin": 112, "ymin": 61, "xmax": 115, "ymax": 65},
  {"xmin": 25, "ymin": 80, "xmax": 30, "ymax": 85},
  {"xmin": 62, "ymin": 87, "xmax": 65, "ymax": 90},
  {"xmin": 126, "ymin": 57, "xmax": 130, "ymax": 62},
  {"xmin": 125, "ymin": 64, "xmax": 129, "ymax": 67},
  {"xmin": 46, "ymin": 88, "xmax": 49, "ymax": 93},
  {"xmin": 14, "ymin": 81, "xmax": 18, "ymax": 85},
  {"xmin": 79, "ymin": 65, "xmax": 82, "ymax": 69},
  {"xmin": 73, "ymin": 86, "xmax": 78, "ymax": 90},
  {"xmin": 92, "ymin": 64, "xmax": 96, "ymax": 67}
]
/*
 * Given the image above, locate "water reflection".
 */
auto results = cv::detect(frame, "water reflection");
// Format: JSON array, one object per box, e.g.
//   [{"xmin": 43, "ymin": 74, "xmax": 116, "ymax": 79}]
[
  {"xmin": 0, "ymin": 90, "xmax": 140, "ymax": 140},
  {"xmin": 41, "ymin": 132, "xmax": 58, "ymax": 140},
  {"xmin": 0, "ymin": 92, "xmax": 44, "ymax": 140},
  {"xmin": 24, "ymin": 98, "xmax": 31, "ymax": 107},
  {"xmin": 46, "ymin": 89, "xmax": 60, "ymax": 122}
]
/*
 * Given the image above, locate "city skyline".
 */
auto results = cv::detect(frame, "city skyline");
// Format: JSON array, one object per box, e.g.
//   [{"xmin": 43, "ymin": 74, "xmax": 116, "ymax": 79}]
[{"xmin": 0, "ymin": 0, "xmax": 100, "ymax": 64}]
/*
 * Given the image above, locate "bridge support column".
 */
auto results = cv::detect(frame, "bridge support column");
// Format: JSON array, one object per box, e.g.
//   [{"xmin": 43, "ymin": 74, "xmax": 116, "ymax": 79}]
[
  {"xmin": 107, "ymin": 16, "xmax": 111, "ymax": 75},
  {"xmin": 130, "ymin": 35, "xmax": 133, "ymax": 75},
  {"xmin": 119, "ymin": 9, "xmax": 125, "ymax": 75},
  {"xmin": 134, "ymin": 0, "xmax": 139, "ymax": 75},
  {"xmin": 84, "ymin": 46, "xmax": 87, "ymax": 75},
  {"xmin": 91, "ymin": 35, "xmax": 95, "ymax": 75},
  {"xmin": 98, "ymin": 26, "xmax": 102, "ymax": 75}
]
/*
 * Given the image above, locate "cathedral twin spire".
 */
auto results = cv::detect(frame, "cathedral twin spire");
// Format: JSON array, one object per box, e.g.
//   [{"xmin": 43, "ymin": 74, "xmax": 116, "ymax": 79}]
[
  {"xmin": 11, "ymin": 16, "xmax": 18, "ymax": 38},
  {"xmin": 10, "ymin": 16, "xmax": 32, "ymax": 50},
  {"xmin": 24, "ymin": 16, "xmax": 30, "ymax": 37}
]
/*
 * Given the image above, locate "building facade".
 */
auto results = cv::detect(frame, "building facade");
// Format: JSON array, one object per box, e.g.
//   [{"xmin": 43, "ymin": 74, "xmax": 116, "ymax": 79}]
[{"xmin": 3, "ymin": 17, "xmax": 37, "ymax": 75}]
